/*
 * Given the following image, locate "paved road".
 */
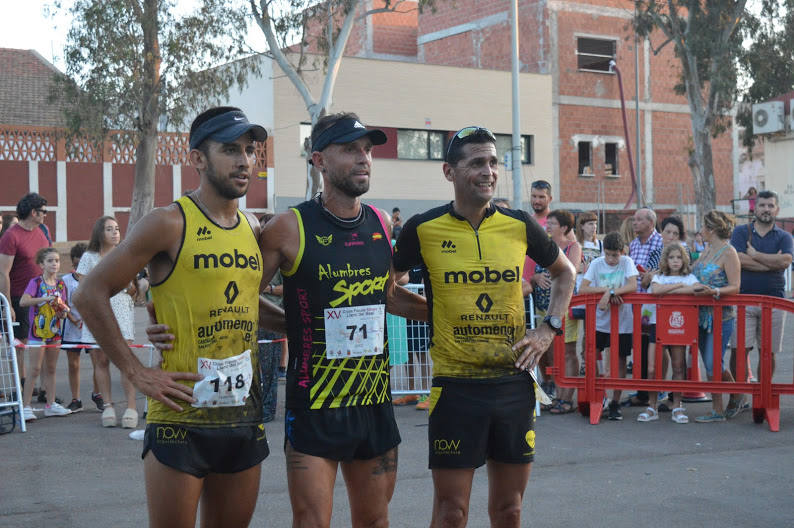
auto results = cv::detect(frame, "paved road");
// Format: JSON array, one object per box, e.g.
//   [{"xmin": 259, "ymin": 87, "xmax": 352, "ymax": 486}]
[{"xmin": 2, "ymin": 307, "xmax": 793, "ymax": 527}]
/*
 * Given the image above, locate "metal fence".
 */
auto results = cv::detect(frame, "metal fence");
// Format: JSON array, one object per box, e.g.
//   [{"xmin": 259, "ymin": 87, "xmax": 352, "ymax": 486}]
[{"xmin": 0, "ymin": 294, "xmax": 25, "ymax": 432}]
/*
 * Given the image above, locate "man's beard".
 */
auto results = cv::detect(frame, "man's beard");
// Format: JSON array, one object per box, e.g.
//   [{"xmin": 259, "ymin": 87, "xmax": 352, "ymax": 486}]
[
  {"xmin": 532, "ymin": 203, "xmax": 546, "ymax": 214},
  {"xmin": 206, "ymin": 162, "xmax": 247, "ymax": 199},
  {"xmin": 328, "ymin": 170, "xmax": 369, "ymax": 198},
  {"xmin": 755, "ymin": 211, "xmax": 775, "ymax": 225}
]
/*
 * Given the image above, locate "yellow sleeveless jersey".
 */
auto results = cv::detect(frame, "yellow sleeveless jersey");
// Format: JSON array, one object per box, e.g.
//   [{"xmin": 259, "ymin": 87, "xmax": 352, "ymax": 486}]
[
  {"xmin": 393, "ymin": 203, "xmax": 559, "ymax": 379},
  {"xmin": 148, "ymin": 196, "xmax": 263, "ymax": 426}
]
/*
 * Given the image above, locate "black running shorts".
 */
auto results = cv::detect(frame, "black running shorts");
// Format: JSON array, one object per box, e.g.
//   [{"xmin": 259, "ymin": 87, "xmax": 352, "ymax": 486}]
[
  {"xmin": 284, "ymin": 403, "xmax": 401, "ymax": 461},
  {"xmin": 142, "ymin": 422, "xmax": 269, "ymax": 478},
  {"xmin": 595, "ymin": 331, "xmax": 633, "ymax": 358},
  {"xmin": 428, "ymin": 374, "xmax": 535, "ymax": 469},
  {"xmin": 11, "ymin": 297, "xmax": 29, "ymax": 341}
]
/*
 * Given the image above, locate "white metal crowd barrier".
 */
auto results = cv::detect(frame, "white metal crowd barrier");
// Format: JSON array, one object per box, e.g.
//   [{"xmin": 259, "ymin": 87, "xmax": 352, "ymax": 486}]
[
  {"xmin": 0, "ymin": 293, "xmax": 26, "ymax": 432},
  {"xmin": 388, "ymin": 284, "xmax": 433, "ymax": 396}
]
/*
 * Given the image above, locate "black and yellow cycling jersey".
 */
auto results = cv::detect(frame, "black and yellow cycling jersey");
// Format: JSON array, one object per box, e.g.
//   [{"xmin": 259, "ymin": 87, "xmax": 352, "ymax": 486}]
[{"xmin": 393, "ymin": 203, "xmax": 559, "ymax": 379}]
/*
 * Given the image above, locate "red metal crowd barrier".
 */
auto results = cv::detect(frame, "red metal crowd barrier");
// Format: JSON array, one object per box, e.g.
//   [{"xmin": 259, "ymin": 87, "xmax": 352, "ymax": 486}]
[{"xmin": 551, "ymin": 292, "xmax": 794, "ymax": 431}]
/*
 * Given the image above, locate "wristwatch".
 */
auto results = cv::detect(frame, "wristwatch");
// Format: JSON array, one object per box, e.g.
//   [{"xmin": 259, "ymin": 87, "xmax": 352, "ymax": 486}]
[
  {"xmin": 609, "ymin": 288, "xmax": 615, "ymax": 296},
  {"xmin": 542, "ymin": 315, "xmax": 564, "ymax": 336}
]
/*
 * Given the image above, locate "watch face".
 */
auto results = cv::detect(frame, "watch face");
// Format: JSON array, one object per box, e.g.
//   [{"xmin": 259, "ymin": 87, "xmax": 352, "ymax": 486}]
[{"xmin": 550, "ymin": 316, "xmax": 562, "ymax": 329}]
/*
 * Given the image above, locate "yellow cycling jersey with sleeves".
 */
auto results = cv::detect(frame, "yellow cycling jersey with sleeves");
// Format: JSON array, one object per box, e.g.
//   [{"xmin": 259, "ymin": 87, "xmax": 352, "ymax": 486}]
[
  {"xmin": 148, "ymin": 196, "xmax": 263, "ymax": 426},
  {"xmin": 393, "ymin": 203, "xmax": 559, "ymax": 379}
]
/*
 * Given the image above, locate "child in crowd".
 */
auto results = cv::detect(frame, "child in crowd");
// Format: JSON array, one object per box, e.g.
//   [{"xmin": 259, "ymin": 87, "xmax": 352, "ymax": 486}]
[
  {"xmin": 19, "ymin": 247, "xmax": 71, "ymax": 421},
  {"xmin": 640, "ymin": 243, "xmax": 700, "ymax": 424},
  {"xmin": 576, "ymin": 211, "xmax": 603, "ymax": 272},
  {"xmin": 573, "ymin": 212, "xmax": 603, "ymax": 369},
  {"xmin": 61, "ymin": 243, "xmax": 88, "ymax": 412},
  {"xmin": 579, "ymin": 232, "xmax": 638, "ymax": 421}
]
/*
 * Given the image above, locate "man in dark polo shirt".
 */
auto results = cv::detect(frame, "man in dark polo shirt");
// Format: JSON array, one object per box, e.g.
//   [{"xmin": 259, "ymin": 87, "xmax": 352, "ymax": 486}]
[
  {"xmin": 728, "ymin": 189, "xmax": 793, "ymax": 417},
  {"xmin": 0, "ymin": 193, "xmax": 51, "ymax": 386}
]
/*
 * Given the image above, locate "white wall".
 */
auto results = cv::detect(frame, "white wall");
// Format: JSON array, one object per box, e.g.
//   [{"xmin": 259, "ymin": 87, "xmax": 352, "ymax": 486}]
[
  {"xmin": 764, "ymin": 135, "xmax": 794, "ymax": 217},
  {"xmin": 224, "ymin": 56, "xmax": 275, "ymax": 132}
]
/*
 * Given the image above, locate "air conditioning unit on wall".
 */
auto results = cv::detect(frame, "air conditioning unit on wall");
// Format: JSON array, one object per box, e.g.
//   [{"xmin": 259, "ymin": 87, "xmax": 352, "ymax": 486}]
[{"xmin": 752, "ymin": 101, "xmax": 785, "ymax": 135}]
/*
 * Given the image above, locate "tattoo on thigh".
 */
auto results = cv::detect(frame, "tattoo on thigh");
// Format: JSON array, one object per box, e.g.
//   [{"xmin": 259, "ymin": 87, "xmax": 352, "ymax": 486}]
[
  {"xmin": 286, "ymin": 446, "xmax": 309, "ymax": 471},
  {"xmin": 371, "ymin": 449, "xmax": 398, "ymax": 475}
]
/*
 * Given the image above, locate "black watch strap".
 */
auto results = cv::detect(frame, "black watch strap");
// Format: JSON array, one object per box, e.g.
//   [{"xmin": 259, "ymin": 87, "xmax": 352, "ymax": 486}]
[{"xmin": 542, "ymin": 315, "xmax": 564, "ymax": 336}]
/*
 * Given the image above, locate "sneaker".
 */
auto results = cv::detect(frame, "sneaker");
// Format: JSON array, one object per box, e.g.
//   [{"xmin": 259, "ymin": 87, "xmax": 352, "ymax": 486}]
[
  {"xmin": 695, "ymin": 411, "xmax": 726, "ymax": 423},
  {"xmin": 121, "ymin": 408, "xmax": 138, "ymax": 429},
  {"xmin": 44, "ymin": 402, "xmax": 72, "ymax": 417},
  {"xmin": 23, "ymin": 406, "xmax": 38, "ymax": 421},
  {"xmin": 392, "ymin": 394, "xmax": 420, "ymax": 406},
  {"xmin": 607, "ymin": 401, "xmax": 623, "ymax": 421},
  {"xmin": 637, "ymin": 407, "xmax": 659, "ymax": 422},
  {"xmin": 67, "ymin": 399, "xmax": 83, "ymax": 412},
  {"xmin": 102, "ymin": 406, "xmax": 117, "ymax": 427},
  {"xmin": 415, "ymin": 395, "xmax": 430, "ymax": 411},
  {"xmin": 36, "ymin": 388, "xmax": 47, "ymax": 403},
  {"xmin": 725, "ymin": 399, "xmax": 750, "ymax": 419},
  {"xmin": 91, "ymin": 392, "xmax": 105, "ymax": 411}
]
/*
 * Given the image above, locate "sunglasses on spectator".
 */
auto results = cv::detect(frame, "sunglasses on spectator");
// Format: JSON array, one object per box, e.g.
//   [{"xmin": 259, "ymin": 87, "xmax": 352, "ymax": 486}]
[
  {"xmin": 531, "ymin": 180, "xmax": 551, "ymax": 190},
  {"xmin": 445, "ymin": 126, "xmax": 496, "ymax": 161},
  {"xmin": 35, "ymin": 208, "xmax": 48, "ymax": 215}
]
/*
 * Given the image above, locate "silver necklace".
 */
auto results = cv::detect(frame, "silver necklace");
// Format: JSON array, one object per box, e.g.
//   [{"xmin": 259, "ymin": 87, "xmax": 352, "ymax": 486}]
[{"xmin": 317, "ymin": 194, "xmax": 363, "ymax": 225}]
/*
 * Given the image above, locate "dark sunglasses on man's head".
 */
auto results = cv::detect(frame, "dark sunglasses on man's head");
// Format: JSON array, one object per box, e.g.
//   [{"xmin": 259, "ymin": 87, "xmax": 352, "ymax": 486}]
[
  {"xmin": 531, "ymin": 180, "xmax": 551, "ymax": 190},
  {"xmin": 445, "ymin": 126, "xmax": 496, "ymax": 161}
]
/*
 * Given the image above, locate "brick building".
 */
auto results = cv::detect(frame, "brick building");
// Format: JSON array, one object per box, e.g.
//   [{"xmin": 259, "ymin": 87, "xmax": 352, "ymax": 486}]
[
  {"xmin": 258, "ymin": 0, "xmax": 738, "ymax": 227},
  {"xmin": 0, "ymin": 48, "xmax": 271, "ymax": 242}
]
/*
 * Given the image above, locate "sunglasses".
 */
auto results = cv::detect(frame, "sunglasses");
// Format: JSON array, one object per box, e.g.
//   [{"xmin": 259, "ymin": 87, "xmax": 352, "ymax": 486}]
[
  {"xmin": 445, "ymin": 126, "xmax": 496, "ymax": 161},
  {"xmin": 531, "ymin": 180, "xmax": 551, "ymax": 190},
  {"xmin": 35, "ymin": 208, "xmax": 48, "ymax": 215}
]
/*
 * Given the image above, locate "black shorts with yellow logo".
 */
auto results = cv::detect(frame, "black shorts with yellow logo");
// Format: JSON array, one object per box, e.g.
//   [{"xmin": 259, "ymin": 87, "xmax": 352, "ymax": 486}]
[
  {"xmin": 142, "ymin": 422, "xmax": 269, "ymax": 478},
  {"xmin": 428, "ymin": 374, "xmax": 535, "ymax": 469},
  {"xmin": 284, "ymin": 403, "xmax": 400, "ymax": 461}
]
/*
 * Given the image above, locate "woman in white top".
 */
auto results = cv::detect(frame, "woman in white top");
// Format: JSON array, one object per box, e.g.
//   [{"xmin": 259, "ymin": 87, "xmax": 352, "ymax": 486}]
[{"xmin": 77, "ymin": 216, "xmax": 139, "ymax": 428}]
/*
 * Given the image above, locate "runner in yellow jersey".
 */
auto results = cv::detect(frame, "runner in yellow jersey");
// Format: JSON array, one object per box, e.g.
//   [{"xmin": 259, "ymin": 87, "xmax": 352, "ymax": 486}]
[
  {"xmin": 392, "ymin": 126, "xmax": 576, "ymax": 528},
  {"xmin": 76, "ymin": 107, "xmax": 283, "ymax": 528}
]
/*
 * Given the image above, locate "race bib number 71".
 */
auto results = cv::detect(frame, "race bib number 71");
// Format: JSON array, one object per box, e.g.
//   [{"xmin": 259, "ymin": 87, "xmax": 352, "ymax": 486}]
[
  {"xmin": 324, "ymin": 304, "xmax": 385, "ymax": 360},
  {"xmin": 192, "ymin": 349, "xmax": 253, "ymax": 408}
]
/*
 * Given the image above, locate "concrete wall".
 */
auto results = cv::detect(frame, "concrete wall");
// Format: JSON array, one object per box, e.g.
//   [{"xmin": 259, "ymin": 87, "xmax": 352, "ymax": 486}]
[
  {"xmin": 271, "ymin": 55, "xmax": 554, "ymax": 212},
  {"xmin": 764, "ymin": 135, "xmax": 794, "ymax": 218}
]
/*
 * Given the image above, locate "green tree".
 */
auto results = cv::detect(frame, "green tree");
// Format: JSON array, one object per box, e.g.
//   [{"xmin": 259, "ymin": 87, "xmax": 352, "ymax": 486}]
[
  {"xmin": 52, "ymin": 0, "xmax": 260, "ymax": 227},
  {"xmin": 634, "ymin": 0, "xmax": 749, "ymax": 218},
  {"xmin": 737, "ymin": 0, "xmax": 794, "ymax": 147},
  {"xmin": 248, "ymin": 0, "xmax": 435, "ymax": 198}
]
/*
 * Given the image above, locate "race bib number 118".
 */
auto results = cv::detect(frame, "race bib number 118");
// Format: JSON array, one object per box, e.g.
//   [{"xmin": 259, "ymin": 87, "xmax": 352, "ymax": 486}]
[{"xmin": 192, "ymin": 349, "xmax": 253, "ymax": 408}]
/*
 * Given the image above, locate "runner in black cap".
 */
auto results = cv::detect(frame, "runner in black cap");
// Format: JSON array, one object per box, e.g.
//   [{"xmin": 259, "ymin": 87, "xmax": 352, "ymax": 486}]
[
  {"xmin": 259, "ymin": 112, "xmax": 423, "ymax": 527},
  {"xmin": 77, "ymin": 106, "xmax": 282, "ymax": 528}
]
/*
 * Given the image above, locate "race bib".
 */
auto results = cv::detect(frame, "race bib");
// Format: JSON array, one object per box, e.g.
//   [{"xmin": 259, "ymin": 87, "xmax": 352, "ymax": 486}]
[
  {"xmin": 324, "ymin": 304, "xmax": 385, "ymax": 360},
  {"xmin": 192, "ymin": 349, "xmax": 253, "ymax": 408}
]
